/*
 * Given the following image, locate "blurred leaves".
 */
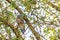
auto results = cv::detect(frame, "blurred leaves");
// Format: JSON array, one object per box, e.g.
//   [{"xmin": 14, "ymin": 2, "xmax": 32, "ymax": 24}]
[
  {"xmin": 26, "ymin": 4, "xmax": 31, "ymax": 12},
  {"xmin": 41, "ymin": 0, "xmax": 49, "ymax": 4},
  {"xmin": 49, "ymin": 35, "xmax": 57, "ymax": 40},
  {"xmin": 0, "ymin": 33, "xmax": 6, "ymax": 40},
  {"xmin": 5, "ymin": 25, "xmax": 11, "ymax": 35},
  {"xmin": 6, "ymin": 11, "xmax": 15, "ymax": 20},
  {"xmin": 0, "ymin": 0, "xmax": 60, "ymax": 40},
  {"xmin": 58, "ymin": 2, "xmax": 60, "ymax": 7},
  {"xmin": 10, "ymin": 1, "xmax": 16, "ymax": 10},
  {"xmin": 0, "ymin": 3, "xmax": 3, "ymax": 8},
  {"xmin": 12, "ymin": 37, "xmax": 21, "ymax": 40},
  {"xmin": 20, "ymin": 0, "xmax": 36, "ymax": 12},
  {"xmin": 44, "ymin": 27, "xmax": 56, "ymax": 34},
  {"xmin": 20, "ymin": 0, "xmax": 36, "ymax": 5},
  {"xmin": 40, "ymin": 17, "xmax": 45, "ymax": 21},
  {"xmin": 58, "ymin": 29, "xmax": 60, "ymax": 33}
]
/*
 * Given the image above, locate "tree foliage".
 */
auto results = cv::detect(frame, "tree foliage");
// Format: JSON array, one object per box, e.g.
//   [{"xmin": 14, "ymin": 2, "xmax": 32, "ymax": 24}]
[{"xmin": 0, "ymin": 0, "xmax": 60, "ymax": 40}]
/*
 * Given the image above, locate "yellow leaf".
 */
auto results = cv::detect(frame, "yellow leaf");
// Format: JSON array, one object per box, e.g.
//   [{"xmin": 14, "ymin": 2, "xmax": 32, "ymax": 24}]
[
  {"xmin": 58, "ymin": 2, "xmax": 60, "ymax": 7},
  {"xmin": 26, "ymin": 4, "xmax": 31, "ymax": 12}
]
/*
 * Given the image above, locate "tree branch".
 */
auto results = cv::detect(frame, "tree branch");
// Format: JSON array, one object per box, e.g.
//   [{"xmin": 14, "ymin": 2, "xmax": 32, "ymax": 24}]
[
  {"xmin": 6, "ymin": 0, "xmax": 41, "ymax": 40},
  {"xmin": 0, "ymin": 18, "xmax": 24, "ymax": 40},
  {"xmin": 48, "ymin": 1, "xmax": 60, "ymax": 11},
  {"xmin": 4, "ymin": 20, "xmax": 24, "ymax": 40}
]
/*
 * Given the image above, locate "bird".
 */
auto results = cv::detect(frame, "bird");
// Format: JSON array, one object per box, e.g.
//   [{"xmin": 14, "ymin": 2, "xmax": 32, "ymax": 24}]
[{"xmin": 16, "ymin": 14, "xmax": 25, "ymax": 34}]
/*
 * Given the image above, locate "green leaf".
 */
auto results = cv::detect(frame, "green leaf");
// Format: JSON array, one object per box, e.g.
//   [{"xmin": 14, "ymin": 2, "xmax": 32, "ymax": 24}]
[
  {"xmin": 11, "ymin": 1, "xmax": 15, "ymax": 7},
  {"xmin": 58, "ymin": 29, "xmax": 60, "ymax": 33},
  {"xmin": 40, "ymin": 17, "xmax": 45, "ymax": 21},
  {"xmin": 6, "ymin": 11, "xmax": 15, "ymax": 19},
  {"xmin": 10, "ymin": 5, "xmax": 15, "ymax": 10},
  {"xmin": 31, "ymin": 0, "xmax": 36, "ymax": 5},
  {"xmin": 26, "ymin": 4, "xmax": 31, "ymax": 12},
  {"xmin": 58, "ymin": 2, "xmax": 60, "ymax": 7},
  {"xmin": 42, "ymin": 0, "xmax": 49, "ymax": 4},
  {"xmin": 6, "ymin": 11, "xmax": 13, "ymax": 16},
  {"xmin": 0, "ymin": 22, "xmax": 3, "ymax": 26},
  {"xmin": 49, "ymin": 35, "xmax": 56, "ymax": 40},
  {"xmin": 0, "ymin": 3, "xmax": 3, "ymax": 8},
  {"xmin": 12, "ymin": 38, "xmax": 17, "ymax": 40},
  {"xmin": 58, "ymin": 12, "xmax": 60, "ymax": 16},
  {"xmin": 44, "ymin": 28, "xmax": 47, "ymax": 33},
  {"xmin": 11, "ymin": 1, "xmax": 17, "ymax": 10}
]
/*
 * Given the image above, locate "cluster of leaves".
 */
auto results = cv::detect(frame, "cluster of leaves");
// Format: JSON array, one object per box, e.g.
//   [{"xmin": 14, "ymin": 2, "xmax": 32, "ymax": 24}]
[
  {"xmin": 20, "ymin": 0, "xmax": 37, "ymax": 12},
  {"xmin": 0, "ymin": 0, "xmax": 60, "ymax": 40},
  {"xmin": 43, "ymin": 27, "xmax": 57, "ymax": 40},
  {"xmin": 41, "ymin": 0, "xmax": 49, "ymax": 4}
]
